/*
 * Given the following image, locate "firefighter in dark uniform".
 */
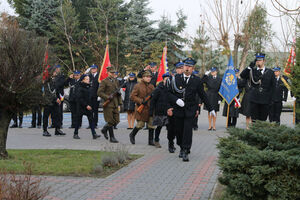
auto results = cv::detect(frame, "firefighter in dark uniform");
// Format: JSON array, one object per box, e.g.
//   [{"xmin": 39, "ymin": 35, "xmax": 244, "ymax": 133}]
[
  {"xmin": 167, "ymin": 57, "xmax": 215, "ymax": 162},
  {"xmin": 97, "ymin": 66, "xmax": 122, "ymax": 143},
  {"xmin": 240, "ymin": 53, "xmax": 276, "ymax": 121},
  {"xmin": 166, "ymin": 61, "xmax": 184, "ymax": 153},
  {"xmin": 269, "ymin": 67, "xmax": 288, "ymax": 124},
  {"xmin": 192, "ymin": 70, "xmax": 202, "ymax": 130},
  {"xmin": 42, "ymin": 66, "xmax": 66, "ymax": 137},
  {"xmin": 88, "ymin": 64, "xmax": 100, "ymax": 128},
  {"xmin": 53, "ymin": 65, "xmax": 65, "ymax": 129},
  {"xmin": 66, "ymin": 70, "xmax": 82, "ymax": 128}
]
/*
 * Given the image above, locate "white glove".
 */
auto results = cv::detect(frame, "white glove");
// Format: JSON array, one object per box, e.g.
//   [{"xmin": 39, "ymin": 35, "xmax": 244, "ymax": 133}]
[
  {"xmin": 210, "ymin": 110, "xmax": 216, "ymax": 117},
  {"xmin": 218, "ymin": 100, "xmax": 221, "ymax": 104},
  {"xmin": 205, "ymin": 70, "xmax": 211, "ymax": 75},
  {"xmin": 84, "ymin": 67, "xmax": 91, "ymax": 74},
  {"xmin": 176, "ymin": 99, "xmax": 185, "ymax": 107},
  {"xmin": 124, "ymin": 75, "xmax": 129, "ymax": 80},
  {"xmin": 97, "ymin": 97, "xmax": 101, "ymax": 101},
  {"xmin": 247, "ymin": 67, "xmax": 251, "ymax": 70}
]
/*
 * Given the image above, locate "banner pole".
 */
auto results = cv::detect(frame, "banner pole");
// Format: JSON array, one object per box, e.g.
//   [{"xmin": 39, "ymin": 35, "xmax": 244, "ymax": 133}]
[{"xmin": 226, "ymin": 103, "xmax": 230, "ymax": 128}]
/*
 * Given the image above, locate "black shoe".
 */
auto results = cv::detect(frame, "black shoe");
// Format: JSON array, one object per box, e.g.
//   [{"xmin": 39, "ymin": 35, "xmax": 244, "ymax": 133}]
[
  {"xmin": 37, "ymin": 125, "xmax": 41, "ymax": 129},
  {"xmin": 148, "ymin": 129, "xmax": 155, "ymax": 146},
  {"xmin": 101, "ymin": 124, "xmax": 109, "ymax": 140},
  {"xmin": 29, "ymin": 125, "xmax": 36, "ymax": 128},
  {"xmin": 179, "ymin": 149, "xmax": 184, "ymax": 158},
  {"xmin": 73, "ymin": 134, "xmax": 80, "ymax": 139},
  {"xmin": 208, "ymin": 127, "xmax": 212, "ymax": 131},
  {"xmin": 108, "ymin": 127, "xmax": 118, "ymax": 143},
  {"xmin": 193, "ymin": 127, "xmax": 198, "ymax": 131},
  {"xmin": 10, "ymin": 124, "xmax": 18, "ymax": 128},
  {"xmin": 127, "ymin": 127, "xmax": 133, "ymax": 130},
  {"xmin": 168, "ymin": 142, "xmax": 176, "ymax": 153},
  {"xmin": 182, "ymin": 152, "xmax": 189, "ymax": 162},
  {"xmin": 129, "ymin": 127, "xmax": 139, "ymax": 144},
  {"xmin": 43, "ymin": 131, "xmax": 51, "ymax": 137},
  {"xmin": 92, "ymin": 134, "xmax": 101, "ymax": 139},
  {"xmin": 55, "ymin": 129, "xmax": 66, "ymax": 136}
]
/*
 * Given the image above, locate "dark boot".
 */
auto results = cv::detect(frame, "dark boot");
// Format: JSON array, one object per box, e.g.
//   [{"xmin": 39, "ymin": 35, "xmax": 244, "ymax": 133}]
[
  {"xmin": 168, "ymin": 142, "xmax": 176, "ymax": 153},
  {"xmin": 148, "ymin": 129, "xmax": 155, "ymax": 146},
  {"xmin": 179, "ymin": 148, "xmax": 184, "ymax": 158},
  {"xmin": 182, "ymin": 150, "xmax": 189, "ymax": 162},
  {"xmin": 43, "ymin": 130, "xmax": 51, "ymax": 137},
  {"xmin": 55, "ymin": 128, "xmax": 66, "ymax": 135},
  {"xmin": 108, "ymin": 127, "xmax": 118, "ymax": 143},
  {"xmin": 101, "ymin": 124, "xmax": 109, "ymax": 140},
  {"xmin": 91, "ymin": 129, "xmax": 101, "ymax": 139},
  {"xmin": 129, "ymin": 127, "xmax": 139, "ymax": 144},
  {"xmin": 73, "ymin": 134, "xmax": 80, "ymax": 139}
]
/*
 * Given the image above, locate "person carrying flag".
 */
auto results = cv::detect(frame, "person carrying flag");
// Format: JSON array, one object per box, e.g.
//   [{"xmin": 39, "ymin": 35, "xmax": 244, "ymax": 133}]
[{"xmin": 240, "ymin": 53, "xmax": 276, "ymax": 121}]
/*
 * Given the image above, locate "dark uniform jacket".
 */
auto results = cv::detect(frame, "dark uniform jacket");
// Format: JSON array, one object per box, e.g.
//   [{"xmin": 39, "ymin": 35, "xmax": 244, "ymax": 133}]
[
  {"xmin": 76, "ymin": 82, "xmax": 92, "ymax": 115},
  {"xmin": 149, "ymin": 82, "xmax": 169, "ymax": 116},
  {"xmin": 54, "ymin": 74, "xmax": 66, "ymax": 96},
  {"xmin": 66, "ymin": 78, "xmax": 80, "ymax": 103},
  {"xmin": 273, "ymin": 76, "xmax": 288, "ymax": 103},
  {"xmin": 89, "ymin": 73, "xmax": 99, "ymax": 99},
  {"xmin": 43, "ymin": 78, "xmax": 59, "ymax": 106},
  {"xmin": 123, "ymin": 78, "xmax": 138, "ymax": 111},
  {"xmin": 240, "ymin": 67, "xmax": 276, "ymax": 104},
  {"xmin": 97, "ymin": 77, "xmax": 122, "ymax": 108},
  {"xmin": 130, "ymin": 80, "xmax": 154, "ymax": 122},
  {"xmin": 167, "ymin": 74, "xmax": 213, "ymax": 118},
  {"xmin": 201, "ymin": 75, "xmax": 222, "ymax": 111}
]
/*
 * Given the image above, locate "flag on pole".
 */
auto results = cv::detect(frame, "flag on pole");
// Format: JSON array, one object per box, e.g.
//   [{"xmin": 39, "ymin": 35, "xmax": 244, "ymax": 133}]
[
  {"xmin": 218, "ymin": 55, "xmax": 239, "ymax": 105},
  {"xmin": 156, "ymin": 46, "xmax": 169, "ymax": 85},
  {"xmin": 98, "ymin": 44, "xmax": 111, "ymax": 82},
  {"xmin": 284, "ymin": 43, "xmax": 296, "ymax": 76},
  {"xmin": 42, "ymin": 44, "xmax": 50, "ymax": 81}
]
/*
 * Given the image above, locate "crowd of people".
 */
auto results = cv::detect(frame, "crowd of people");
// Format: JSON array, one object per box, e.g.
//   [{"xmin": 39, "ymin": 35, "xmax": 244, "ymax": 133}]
[{"xmin": 10, "ymin": 53, "xmax": 290, "ymax": 162}]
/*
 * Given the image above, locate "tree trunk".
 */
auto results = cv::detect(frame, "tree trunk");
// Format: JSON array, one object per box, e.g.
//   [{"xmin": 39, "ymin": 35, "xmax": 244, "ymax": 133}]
[
  {"xmin": 0, "ymin": 109, "xmax": 13, "ymax": 158},
  {"xmin": 233, "ymin": 34, "xmax": 242, "ymax": 68}
]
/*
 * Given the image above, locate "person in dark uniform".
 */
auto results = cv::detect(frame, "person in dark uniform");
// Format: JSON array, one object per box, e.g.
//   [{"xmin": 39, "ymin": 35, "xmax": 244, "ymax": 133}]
[
  {"xmin": 10, "ymin": 112, "xmax": 23, "ymax": 128},
  {"xmin": 123, "ymin": 72, "xmax": 137, "ymax": 129},
  {"xmin": 167, "ymin": 57, "xmax": 215, "ymax": 162},
  {"xmin": 166, "ymin": 61, "xmax": 184, "ymax": 153},
  {"xmin": 222, "ymin": 69, "xmax": 243, "ymax": 127},
  {"xmin": 150, "ymin": 72, "xmax": 170, "ymax": 148},
  {"xmin": 202, "ymin": 67, "xmax": 222, "ymax": 131},
  {"xmin": 73, "ymin": 74, "xmax": 100, "ymax": 139},
  {"xmin": 88, "ymin": 64, "xmax": 100, "ymax": 128},
  {"xmin": 239, "ymin": 76, "xmax": 252, "ymax": 129},
  {"xmin": 240, "ymin": 53, "xmax": 276, "ymax": 121},
  {"xmin": 29, "ymin": 106, "xmax": 42, "ymax": 128},
  {"xmin": 97, "ymin": 66, "xmax": 122, "ymax": 143},
  {"xmin": 66, "ymin": 70, "xmax": 82, "ymax": 128},
  {"xmin": 269, "ymin": 67, "xmax": 288, "ymax": 124},
  {"xmin": 192, "ymin": 70, "xmax": 202, "ymax": 131},
  {"xmin": 129, "ymin": 70, "xmax": 155, "ymax": 145},
  {"xmin": 42, "ymin": 66, "xmax": 66, "ymax": 137}
]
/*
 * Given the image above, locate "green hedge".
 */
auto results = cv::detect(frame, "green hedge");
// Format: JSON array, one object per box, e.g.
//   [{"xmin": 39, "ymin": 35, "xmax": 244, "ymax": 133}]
[{"xmin": 217, "ymin": 122, "xmax": 300, "ymax": 200}]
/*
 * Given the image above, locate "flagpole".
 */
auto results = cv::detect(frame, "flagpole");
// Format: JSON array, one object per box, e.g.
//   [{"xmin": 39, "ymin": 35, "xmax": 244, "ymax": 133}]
[{"xmin": 226, "ymin": 103, "xmax": 230, "ymax": 128}]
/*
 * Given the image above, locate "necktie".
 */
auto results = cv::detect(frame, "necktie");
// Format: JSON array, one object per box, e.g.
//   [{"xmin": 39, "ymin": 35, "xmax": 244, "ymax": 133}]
[
  {"xmin": 259, "ymin": 69, "xmax": 263, "ymax": 75},
  {"xmin": 184, "ymin": 77, "xmax": 188, "ymax": 85}
]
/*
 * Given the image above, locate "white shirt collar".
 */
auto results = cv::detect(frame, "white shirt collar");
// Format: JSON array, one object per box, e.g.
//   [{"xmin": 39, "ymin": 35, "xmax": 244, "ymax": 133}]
[{"xmin": 258, "ymin": 67, "xmax": 265, "ymax": 74}]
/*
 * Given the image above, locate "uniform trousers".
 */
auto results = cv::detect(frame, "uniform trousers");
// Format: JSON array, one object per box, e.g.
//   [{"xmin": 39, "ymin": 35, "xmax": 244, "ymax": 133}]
[
  {"xmin": 12, "ymin": 112, "xmax": 23, "ymax": 125},
  {"xmin": 31, "ymin": 106, "xmax": 42, "ymax": 127},
  {"xmin": 43, "ymin": 104, "xmax": 59, "ymax": 131},
  {"xmin": 167, "ymin": 116, "xmax": 176, "ymax": 144},
  {"xmin": 227, "ymin": 117, "xmax": 237, "ymax": 127},
  {"xmin": 91, "ymin": 98, "xmax": 99, "ymax": 126},
  {"xmin": 74, "ymin": 110, "xmax": 96, "ymax": 135},
  {"xmin": 174, "ymin": 116, "xmax": 194, "ymax": 150},
  {"xmin": 269, "ymin": 102, "xmax": 282, "ymax": 124},
  {"xmin": 103, "ymin": 107, "xmax": 120, "ymax": 127},
  {"xmin": 69, "ymin": 101, "xmax": 79, "ymax": 127},
  {"xmin": 250, "ymin": 102, "xmax": 270, "ymax": 121}
]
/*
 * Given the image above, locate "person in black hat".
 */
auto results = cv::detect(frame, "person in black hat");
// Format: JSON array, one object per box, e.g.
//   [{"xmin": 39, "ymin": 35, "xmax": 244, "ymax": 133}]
[
  {"xmin": 167, "ymin": 57, "xmax": 215, "ymax": 162},
  {"xmin": 202, "ymin": 67, "xmax": 222, "ymax": 131},
  {"xmin": 269, "ymin": 67, "xmax": 288, "ymax": 124},
  {"xmin": 65, "ymin": 70, "xmax": 82, "ymax": 128},
  {"xmin": 122, "ymin": 72, "xmax": 138, "ymax": 129},
  {"xmin": 88, "ymin": 64, "xmax": 100, "ymax": 128},
  {"xmin": 240, "ymin": 53, "xmax": 276, "ymax": 121},
  {"xmin": 73, "ymin": 74, "xmax": 101, "ymax": 139}
]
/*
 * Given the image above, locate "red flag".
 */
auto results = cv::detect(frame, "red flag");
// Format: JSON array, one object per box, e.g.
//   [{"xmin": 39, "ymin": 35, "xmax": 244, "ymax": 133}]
[
  {"xmin": 42, "ymin": 46, "xmax": 50, "ymax": 81},
  {"xmin": 156, "ymin": 46, "xmax": 168, "ymax": 84},
  {"xmin": 98, "ymin": 44, "xmax": 111, "ymax": 82},
  {"xmin": 284, "ymin": 43, "xmax": 296, "ymax": 76}
]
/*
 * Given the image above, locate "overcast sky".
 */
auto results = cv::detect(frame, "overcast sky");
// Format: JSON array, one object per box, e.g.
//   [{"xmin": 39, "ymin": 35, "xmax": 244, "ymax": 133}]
[{"xmin": 1, "ymin": 0, "xmax": 299, "ymax": 51}]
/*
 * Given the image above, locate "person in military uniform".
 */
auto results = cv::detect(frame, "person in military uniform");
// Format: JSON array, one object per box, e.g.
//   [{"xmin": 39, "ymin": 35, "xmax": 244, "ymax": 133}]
[
  {"xmin": 202, "ymin": 67, "xmax": 222, "ymax": 131},
  {"xmin": 167, "ymin": 57, "xmax": 215, "ymax": 162},
  {"xmin": 137, "ymin": 62, "xmax": 158, "ymax": 87},
  {"xmin": 10, "ymin": 112, "xmax": 23, "ymax": 128},
  {"xmin": 166, "ymin": 61, "xmax": 184, "ymax": 153},
  {"xmin": 97, "ymin": 66, "xmax": 122, "ymax": 143},
  {"xmin": 240, "ymin": 53, "xmax": 276, "ymax": 121},
  {"xmin": 88, "ymin": 64, "xmax": 100, "ymax": 128},
  {"xmin": 42, "ymin": 66, "xmax": 66, "ymax": 137},
  {"xmin": 129, "ymin": 70, "xmax": 155, "ymax": 145},
  {"xmin": 66, "ymin": 70, "xmax": 82, "ymax": 128},
  {"xmin": 222, "ymin": 69, "xmax": 243, "ymax": 127},
  {"xmin": 73, "ymin": 74, "xmax": 100, "ymax": 139},
  {"xmin": 269, "ymin": 67, "xmax": 288, "ymax": 124}
]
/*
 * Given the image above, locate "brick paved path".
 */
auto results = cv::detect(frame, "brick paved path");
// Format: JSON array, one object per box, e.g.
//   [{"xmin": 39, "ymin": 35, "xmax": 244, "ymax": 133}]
[{"xmin": 6, "ymin": 111, "xmax": 294, "ymax": 200}]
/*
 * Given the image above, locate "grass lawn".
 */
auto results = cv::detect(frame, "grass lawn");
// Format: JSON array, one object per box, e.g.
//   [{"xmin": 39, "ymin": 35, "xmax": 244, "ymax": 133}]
[{"xmin": 0, "ymin": 149, "xmax": 139, "ymax": 177}]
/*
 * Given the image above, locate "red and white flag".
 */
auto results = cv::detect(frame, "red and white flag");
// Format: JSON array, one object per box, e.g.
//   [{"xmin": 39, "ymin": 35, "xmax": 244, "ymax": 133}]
[{"xmin": 98, "ymin": 44, "xmax": 111, "ymax": 82}]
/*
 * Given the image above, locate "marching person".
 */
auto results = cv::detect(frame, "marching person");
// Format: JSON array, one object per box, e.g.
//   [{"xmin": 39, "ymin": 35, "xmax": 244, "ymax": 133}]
[
  {"xmin": 149, "ymin": 72, "xmax": 170, "ymax": 148},
  {"xmin": 269, "ymin": 67, "xmax": 288, "ymax": 124},
  {"xmin": 97, "ymin": 66, "xmax": 122, "ymax": 143},
  {"xmin": 202, "ymin": 67, "xmax": 222, "ymax": 131},
  {"xmin": 192, "ymin": 70, "xmax": 201, "ymax": 131},
  {"xmin": 167, "ymin": 57, "xmax": 215, "ymax": 162},
  {"xmin": 53, "ymin": 65, "xmax": 65, "ymax": 129},
  {"xmin": 166, "ymin": 61, "xmax": 184, "ymax": 153},
  {"xmin": 240, "ymin": 53, "xmax": 276, "ymax": 122},
  {"xmin": 73, "ymin": 74, "xmax": 100, "ymax": 139},
  {"xmin": 88, "ymin": 64, "xmax": 100, "ymax": 128},
  {"xmin": 123, "ymin": 72, "xmax": 138, "ymax": 129},
  {"xmin": 129, "ymin": 70, "xmax": 155, "ymax": 145},
  {"xmin": 66, "ymin": 70, "xmax": 82, "ymax": 128},
  {"xmin": 222, "ymin": 69, "xmax": 243, "ymax": 127},
  {"xmin": 42, "ymin": 66, "xmax": 66, "ymax": 137}
]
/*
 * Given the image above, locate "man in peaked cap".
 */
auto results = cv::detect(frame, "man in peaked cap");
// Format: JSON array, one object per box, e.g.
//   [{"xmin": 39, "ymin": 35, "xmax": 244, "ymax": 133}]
[
  {"xmin": 240, "ymin": 53, "xmax": 276, "ymax": 122},
  {"xmin": 88, "ymin": 64, "xmax": 100, "ymax": 128},
  {"xmin": 167, "ymin": 57, "xmax": 216, "ymax": 162},
  {"xmin": 269, "ymin": 67, "xmax": 288, "ymax": 124}
]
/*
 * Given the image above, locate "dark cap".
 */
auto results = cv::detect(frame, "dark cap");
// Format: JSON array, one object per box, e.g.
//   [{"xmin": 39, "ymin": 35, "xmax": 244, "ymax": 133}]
[
  {"xmin": 183, "ymin": 57, "xmax": 196, "ymax": 66},
  {"xmin": 174, "ymin": 61, "xmax": 184, "ymax": 68},
  {"xmin": 149, "ymin": 62, "xmax": 157, "ymax": 67},
  {"xmin": 255, "ymin": 53, "xmax": 266, "ymax": 60}
]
